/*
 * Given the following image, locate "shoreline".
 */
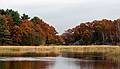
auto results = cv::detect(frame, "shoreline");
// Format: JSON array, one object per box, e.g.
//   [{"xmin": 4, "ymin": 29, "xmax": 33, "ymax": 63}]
[{"xmin": 0, "ymin": 45, "xmax": 119, "ymax": 63}]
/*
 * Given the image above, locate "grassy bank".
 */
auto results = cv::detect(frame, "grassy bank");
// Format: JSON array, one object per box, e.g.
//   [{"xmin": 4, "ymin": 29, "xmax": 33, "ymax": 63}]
[{"xmin": 0, "ymin": 45, "xmax": 119, "ymax": 63}]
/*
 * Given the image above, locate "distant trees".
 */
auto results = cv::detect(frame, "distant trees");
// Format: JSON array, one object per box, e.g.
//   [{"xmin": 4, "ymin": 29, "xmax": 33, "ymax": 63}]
[
  {"xmin": 19, "ymin": 20, "xmax": 33, "ymax": 45},
  {"xmin": 21, "ymin": 14, "xmax": 30, "ymax": 20},
  {"xmin": 5, "ymin": 9, "xmax": 21, "ymax": 25},
  {"xmin": 0, "ymin": 9, "xmax": 63, "ymax": 46},
  {"xmin": 62, "ymin": 19, "xmax": 120, "ymax": 45},
  {"xmin": 0, "ymin": 15, "xmax": 12, "ymax": 45},
  {"xmin": 31, "ymin": 17, "xmax": 59, "ymax": 45},
  {"xmin": 0, "ymin": 9, "xmax": 120, "ymax": 46}
]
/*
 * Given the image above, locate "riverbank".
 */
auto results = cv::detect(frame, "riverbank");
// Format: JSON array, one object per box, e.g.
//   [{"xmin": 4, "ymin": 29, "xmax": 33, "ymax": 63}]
[{"xmin": 0, "ymin": 45, "xmax": 119, "ymax": 63}]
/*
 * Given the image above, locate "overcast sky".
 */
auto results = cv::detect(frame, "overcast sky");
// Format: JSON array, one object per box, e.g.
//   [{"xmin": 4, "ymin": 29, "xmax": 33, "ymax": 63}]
[{"xmin": 1, "ymin": 0, "xmax": 120, "ymax": 34}]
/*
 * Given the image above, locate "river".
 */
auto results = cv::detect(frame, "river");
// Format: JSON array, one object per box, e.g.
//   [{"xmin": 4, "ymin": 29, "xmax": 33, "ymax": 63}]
[{"xmin": 0, "ymin": 56, "xmax": 119, "ymax": 69}]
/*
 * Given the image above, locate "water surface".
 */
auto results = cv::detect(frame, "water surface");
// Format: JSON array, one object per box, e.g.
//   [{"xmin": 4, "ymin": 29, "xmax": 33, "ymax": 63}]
[{"xmin": 0, "ymin": 57, "xmax": 119, "ymax": 69}]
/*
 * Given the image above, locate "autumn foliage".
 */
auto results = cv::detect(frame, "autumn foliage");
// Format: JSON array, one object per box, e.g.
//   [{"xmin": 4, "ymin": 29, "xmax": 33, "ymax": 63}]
[
  {"xmin": 0, "ymin": 9, "xmax": 120, "ymax": 46},
  {"xmin": 0, "ymin": 9, "xmax": 63, "ymax": 45},
  {"xmin": 62, "ymin": 19, "xmax": 120, "ymax": 45}
]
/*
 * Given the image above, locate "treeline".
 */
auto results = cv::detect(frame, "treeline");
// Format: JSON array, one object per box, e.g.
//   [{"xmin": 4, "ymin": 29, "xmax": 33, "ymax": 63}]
[
  {"xmin": 62, "ymin": 19, "xmax": 120, "ymax": 45},
  {"xmin": 0, "ymin": 9, "xmax": 63, "ymax": 46},
  {"xmin": 0, "ymin": 9, "xmax": 120, "ymax": 46}
]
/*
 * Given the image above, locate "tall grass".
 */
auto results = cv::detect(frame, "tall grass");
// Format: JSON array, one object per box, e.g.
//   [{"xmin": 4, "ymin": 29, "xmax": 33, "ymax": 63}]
[{"xmin": 0, "ymin": 45, "xmax": 119, "ymax": 63}]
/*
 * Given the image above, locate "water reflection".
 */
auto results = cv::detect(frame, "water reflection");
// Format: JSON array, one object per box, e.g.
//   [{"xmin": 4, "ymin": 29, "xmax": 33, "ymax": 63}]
[
  {"xmin": 0, "ymin": 61, "xmax": 54, "ymax": 69},
  {"xmin": 78, "ymin": 60, "xmax": 120, "ymax": 69},
  {"xmin": 0, "ymin": 57, "xmax": 119, "ymax": 69},
  {"xmin": 49, "ymin": 57, "xmax": 80, "ymax": 69}
]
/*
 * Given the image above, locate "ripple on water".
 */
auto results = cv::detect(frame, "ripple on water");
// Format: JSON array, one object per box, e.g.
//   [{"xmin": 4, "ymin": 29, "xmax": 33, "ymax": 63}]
[{"xmin": 0, "ymin": 57, "xmax": 81, "ymax": 61}]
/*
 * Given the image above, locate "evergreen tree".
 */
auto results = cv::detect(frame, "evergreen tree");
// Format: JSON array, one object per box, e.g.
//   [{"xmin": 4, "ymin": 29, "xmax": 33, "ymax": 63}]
[{"xmin": 21, "ymin": 14, "xmax": 30, "ymax": 20}]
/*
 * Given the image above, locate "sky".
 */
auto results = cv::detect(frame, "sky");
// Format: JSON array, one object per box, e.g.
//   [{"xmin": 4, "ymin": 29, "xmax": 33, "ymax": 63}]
[{"xmin": 1, "ymin": 0, "xmax": 120, "ymax": 34}]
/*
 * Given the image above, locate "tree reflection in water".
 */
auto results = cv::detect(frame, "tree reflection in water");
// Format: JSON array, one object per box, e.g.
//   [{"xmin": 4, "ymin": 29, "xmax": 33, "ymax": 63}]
[{"xmin": 0, "ymin": 57, "xmax": 119, "ymax": 69}]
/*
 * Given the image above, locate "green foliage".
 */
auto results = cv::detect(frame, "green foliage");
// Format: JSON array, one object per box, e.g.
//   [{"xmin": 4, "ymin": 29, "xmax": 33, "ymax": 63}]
[
  {"xmin": 6, "ymin": 9, "xmax": 21, "ymax": 25},
  {"xmin": 21, "ymin": 14, "xmax": 30, "ymax": 20},
  {"xmin": 20, "ymin": 34, "xmax": 33, "ymax": 45},
  {"xmin": 0, "ymin": 15, "xmax": 12, "ymax": 45},
  {"xmin": 0, "ymin": 9, "xmax": 6, "ymax": 15},
  {"xmin": 32, "ymin": 36, "xmax": 41, "ymax": 46},
  {"xmin": 0, "ymin": 9, "xmax": 21, "ymax": 25}
]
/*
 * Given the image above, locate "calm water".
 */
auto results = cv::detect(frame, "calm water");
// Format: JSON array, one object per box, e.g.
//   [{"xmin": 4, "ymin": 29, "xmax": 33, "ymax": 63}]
[{"xmin": 0, "ymin": 57, "xmax": 119, "ymax": 69}]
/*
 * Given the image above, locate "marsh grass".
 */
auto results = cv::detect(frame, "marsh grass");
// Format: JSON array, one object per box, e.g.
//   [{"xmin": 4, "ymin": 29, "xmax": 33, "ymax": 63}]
[{"xmin": 0, "ymin": 45, "xmax": 119, "ymax": 63}]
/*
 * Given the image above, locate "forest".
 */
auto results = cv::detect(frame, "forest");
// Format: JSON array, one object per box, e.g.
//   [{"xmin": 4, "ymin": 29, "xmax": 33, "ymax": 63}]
[
  {"xmin": 0, "ymin": 9, "xmax": 63, "ymax": 45},
  {"xmin": 62, "ymin": 19, "xmax": 120, "ymax": 45},
  {"xmin": 0, "ymin": 9, "xmax": 120, "ymax": 46}
]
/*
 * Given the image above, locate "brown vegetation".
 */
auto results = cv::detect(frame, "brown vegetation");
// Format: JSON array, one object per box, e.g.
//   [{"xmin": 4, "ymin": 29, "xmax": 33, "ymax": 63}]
[
  {"xmin": 1, "ymin": 9, "xmax": 120, "ymax": 45},
  {"xmin": 62, "ymin": 19, "xmax": 120, "ymax": 45},
  {"xmin": 0, "ymin": 9, "xmax": 63, "ymax": 46},
  {"xmin": 0, "ymin": 46, "xmax": 119, "ymax": 63}
]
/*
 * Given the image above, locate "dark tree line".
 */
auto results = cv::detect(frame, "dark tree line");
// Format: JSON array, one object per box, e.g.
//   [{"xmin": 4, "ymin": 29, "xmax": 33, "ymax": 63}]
[{"xmin": 62, "ymin": 19, "xmax": 120, "ymax": 45}]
